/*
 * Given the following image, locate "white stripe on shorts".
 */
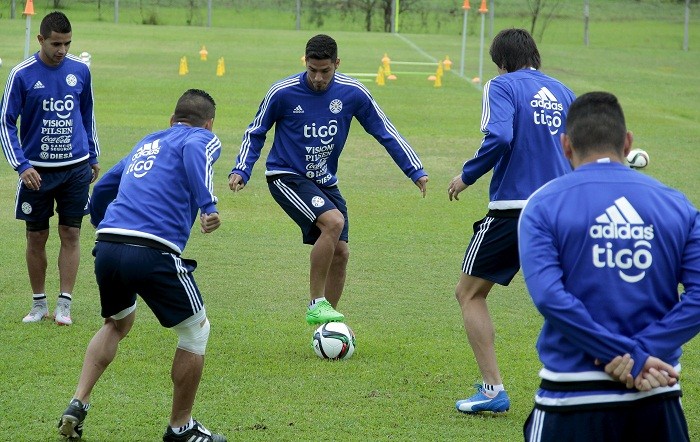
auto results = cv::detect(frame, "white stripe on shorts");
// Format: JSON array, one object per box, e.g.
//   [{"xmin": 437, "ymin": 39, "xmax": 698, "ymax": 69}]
[
  {"xmin": 273, "ymin": 179, "xmax": 316, "ymax": 221},
  {"xmin": 527, "ymin": 408, "xmax": 545, "ymax": 442},
  {"xmin": 172, "ymin": 255, "xmax": 202, "ymax": 312},
  {"xmin": 462, "ymin": 216, "xmax": 494, "ymax": 274}
]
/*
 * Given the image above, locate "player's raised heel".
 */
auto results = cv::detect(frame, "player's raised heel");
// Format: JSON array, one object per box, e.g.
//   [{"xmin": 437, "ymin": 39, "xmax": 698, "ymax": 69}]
[{"xmin": 58, "ymin": 399, "xmax": 88, "ymax": 439}]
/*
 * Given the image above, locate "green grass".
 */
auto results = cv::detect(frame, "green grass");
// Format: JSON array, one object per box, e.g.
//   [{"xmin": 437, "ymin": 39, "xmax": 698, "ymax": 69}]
[{"xmin": 1, "ymin": 8, "xmax": 699, "ymax": 442}]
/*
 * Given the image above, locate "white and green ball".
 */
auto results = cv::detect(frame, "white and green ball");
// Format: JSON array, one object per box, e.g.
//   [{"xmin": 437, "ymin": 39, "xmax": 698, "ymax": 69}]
[
  {"xmin": 312, "ymin": 322, "xmax": 355, "ymax": 360},
  {"xmin": 626, "ymin": 148, "xmax": 650, "ymax": 169}
]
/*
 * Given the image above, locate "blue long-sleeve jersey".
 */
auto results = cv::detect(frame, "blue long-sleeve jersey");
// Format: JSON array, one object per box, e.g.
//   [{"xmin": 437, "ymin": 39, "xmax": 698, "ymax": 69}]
[
  {"xmin": 519, "ymin": 160, "xmax": 700, "ymax": 408},
  {"xmin": 230, "ymin": 71, "xmax": 426, "ymax": 186},
  {"xmin": 0, "ymin": 52, "xmax": 99, "ymax": 174},
  {"xmin": 463, "ymin": 69, "xmax": 575, "ymax": 209},
  {"xmin": 90, "ymin": 124, "xmax": 221, "ymax": 254}
]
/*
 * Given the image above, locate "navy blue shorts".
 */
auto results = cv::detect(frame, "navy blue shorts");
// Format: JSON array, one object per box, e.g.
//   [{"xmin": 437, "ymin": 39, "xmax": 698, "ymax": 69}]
[
  {"xmin": 15, "ymin": 161, "xmax": 91, "ymax": 222},
  {"xmin": 268, "ymin": 174, "xmax": 349, "ymax": 245},
  {"xmin": 93, "ymin": 241, "xmax": 205, "ymax": 328},
  {"xmin": 462, "ymin": 210, "xmax": 520, "ymax": 286},
  {"xmin": 524, "ymin": 396, "xmax": 689, "ymax": 442}
]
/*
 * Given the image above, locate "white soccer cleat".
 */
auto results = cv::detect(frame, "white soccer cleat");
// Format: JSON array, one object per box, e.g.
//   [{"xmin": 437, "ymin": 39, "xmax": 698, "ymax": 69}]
[
  {"xmin": 22, "ymin": 303, "xmax": 49, "ymax": 323},
  {"xmin": 54, "ymin": 300, "xmax": 73, "ymax": 326}
]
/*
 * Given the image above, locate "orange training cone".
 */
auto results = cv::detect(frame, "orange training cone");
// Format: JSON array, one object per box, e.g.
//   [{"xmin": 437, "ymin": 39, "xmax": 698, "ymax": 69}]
[
  {"xmin": 381, "ymin": 53, "xmax": 391, "ymax": 76},
  {"xmin": 23, "ymin": 0, "xmax": 35, "ymax": 15},
  {"xmin": 199, "ymin": 45, "xmax": 208, "ymax": 61},
  {"xmin": 462, "ymin": 0, "xmax": 470, "ymax": 10},
  {"xmin": 443, "ymin": 56, "xmax": 452, "ymax": 71},
  {"xmin": 479, "ymin": 0, "xmax": 488, "ymax": 14}
]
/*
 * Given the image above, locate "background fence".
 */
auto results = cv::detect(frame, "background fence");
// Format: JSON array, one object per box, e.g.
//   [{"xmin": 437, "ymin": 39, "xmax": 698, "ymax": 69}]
[{"xmin": 1, "ymin": 0, "xmax": 696, "ymax": 36}]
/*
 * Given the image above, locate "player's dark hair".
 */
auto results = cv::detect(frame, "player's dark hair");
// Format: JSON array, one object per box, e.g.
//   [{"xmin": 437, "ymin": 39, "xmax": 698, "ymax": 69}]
[
  {"xmin": 490, "ymin": 28, "xmax": 541, "ymax": 72},
  {"xmin": 305, "ymin": 34, "xmax": 337, "ymax": 61},
  {"xmin": 172, "ymin": 89, "xmax": 216, "ymax": 127},
  {"xmin": 40, "ymin": 11, "xmax": 71, "ymax": 38},
  {"xmin": 566, "ymin": 91, "xmax": 627, "ymax": 157}
]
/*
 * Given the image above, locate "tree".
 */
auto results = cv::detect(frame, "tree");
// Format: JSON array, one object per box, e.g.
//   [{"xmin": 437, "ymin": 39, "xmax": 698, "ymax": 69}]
[{"xmin": 527, "ymin": 0, "xmax": 563, "ymax": 42}]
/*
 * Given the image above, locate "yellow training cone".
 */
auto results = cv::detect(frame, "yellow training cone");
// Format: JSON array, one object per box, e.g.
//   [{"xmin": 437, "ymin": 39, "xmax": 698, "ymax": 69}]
[
  {"xmin": 376, "ymin": 66, "xmax": 386, "ymax": 86},
  {"xmin": 199, "ymin": 45, "xmax": 208, "ymax": 61},
  {"xmin": 179, "ymin": 56, "xmax": 189, "ymax": 75}
]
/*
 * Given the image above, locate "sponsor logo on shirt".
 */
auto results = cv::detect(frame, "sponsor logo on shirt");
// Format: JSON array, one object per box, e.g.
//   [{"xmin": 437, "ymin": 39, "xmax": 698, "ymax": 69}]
[
  {"xmin": 293, "ymin": 105, "xmax": 304, "ymax": 114},
  {"xmin": 531, "ymin": 87, "xmax": 563, "ymax": 135},
  {"xmin": 126, "ymin": 139, "xmax": 161, "ymax": 178},
  {"xmin": 33, "ymin": 81, "xmax": 45, "ymax": 89},
  {"xmin": 589, "ymin": 197, "xmax": 654, "ymax": 283},
  {"xmin": 303, "ymin": 120, "xmax": 338, "ymax": 184}
]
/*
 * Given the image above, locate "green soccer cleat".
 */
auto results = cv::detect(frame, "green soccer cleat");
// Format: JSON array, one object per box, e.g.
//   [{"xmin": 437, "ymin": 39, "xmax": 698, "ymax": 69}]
[{"xmin": 305, "ymin": 300, "xmax": 344, "ymax": 325}]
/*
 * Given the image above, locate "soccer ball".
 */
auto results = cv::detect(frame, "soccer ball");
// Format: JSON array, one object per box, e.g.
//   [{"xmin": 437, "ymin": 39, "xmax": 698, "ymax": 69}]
[
  {"xmin": 312, "ymin": 322, "xmax": 355, "ymax": 360},
  {"xmin": 79, "ymin": 51, "xmax": 91, "ymax": 67},
  {"xmin": 626, "ymin": 148, "xmax": 649, "ymax": 169}
]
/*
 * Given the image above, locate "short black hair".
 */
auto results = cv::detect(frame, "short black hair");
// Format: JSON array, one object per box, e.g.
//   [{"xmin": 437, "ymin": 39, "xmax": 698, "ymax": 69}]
[
  {"xmin": 40, "ymin": 11, "xmax": 71, "ymax": 38},
  {"xmin": 172, "ymin": 89, "xmax": 216, "ymax": 127},
  {"xmin": 305, "ymin": 34, "xmax": 337, "ymax": 61},
  {"xmin": 566, "ymin": 91, "xmax": 627, "ymax": 157},
  {"xmin": 489, "ymin": 28, "xmax": 541, "ymax": 72}
]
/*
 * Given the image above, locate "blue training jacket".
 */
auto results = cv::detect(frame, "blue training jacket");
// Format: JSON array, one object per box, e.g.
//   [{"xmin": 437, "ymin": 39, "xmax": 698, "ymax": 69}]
[
  {"xmin": 230, "ymin": 71, "xmax": 426, "ymax": 187},
  {"xmin": 462, "ymin": 68, "xmax": 575, "ymax": 210},
  {"xmin": 0, "ymin": 52, "xmax": 99, "ymax": 174},
  {"xmin": 519, "ymin": 159, "xmax": 700, "ymax": 410},
  {"xmin": 90, "ymin": 124, "xmax": 221, "ymax": 254}
]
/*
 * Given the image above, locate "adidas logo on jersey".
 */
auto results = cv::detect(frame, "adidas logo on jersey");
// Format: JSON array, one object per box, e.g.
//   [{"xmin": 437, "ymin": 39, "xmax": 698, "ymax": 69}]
[
  {"xmin": 33, "ymin": 81, "xmax": 45, "ymax": 89},
  {"xmin": 293, "ymin": 105, "xmax": 304, "ymax": 114},
  {"xmin": 530, "ymin": 87, "xmax": 563, "ymax": 111},
  {"xmin": 589, "ymin": 197, "xmax": 654, "ymax": 240},
  {"xmin": 589, "ymin": 197, "xmax": 654, "ymax": 283}
]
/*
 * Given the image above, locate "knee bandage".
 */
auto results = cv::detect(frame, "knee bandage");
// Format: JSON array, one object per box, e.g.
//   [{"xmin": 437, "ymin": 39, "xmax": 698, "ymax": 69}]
[{"xmin": 173, "ymin": 309, "xmax": 210, "ymax": 355}]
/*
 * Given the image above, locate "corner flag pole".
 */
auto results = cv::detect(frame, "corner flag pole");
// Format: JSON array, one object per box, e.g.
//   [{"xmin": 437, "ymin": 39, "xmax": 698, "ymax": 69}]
[
  {"xmin": 459, "ymin": 0, "xmax": 471, "ymax": 78},
  {"xmin": 23, "ymin": 0, "xmax": 35, "ymax": 59},
  {"xmin": 477, "ymin": 0, "xmax": 488, "ymax": 88}
]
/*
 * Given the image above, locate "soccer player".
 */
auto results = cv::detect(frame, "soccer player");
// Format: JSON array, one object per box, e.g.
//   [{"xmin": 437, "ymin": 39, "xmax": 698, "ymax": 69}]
[
  {"xmin": 447, "ymin": 28, "xmax": 575, "ymax": 413},
  {"xmin": 228, "ymin": 34, "xmax": 428, "ymax": 325},
  {"xmin": 519, "ymin": 91, "xmax": 700, "ymax": 441},
  {"xmin": 58, "ymin": 89, "xmax": 226, "ymax": 442},
  {"xmin": 0, "ymin": 11, "xmax": 100, "ymax": 325}
]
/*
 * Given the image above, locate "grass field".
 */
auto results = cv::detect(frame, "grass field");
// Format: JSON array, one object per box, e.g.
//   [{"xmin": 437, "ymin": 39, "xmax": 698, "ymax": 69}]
[{"xmin": 0, "ymin": 7, "xmax": 699, "ymax": 442}]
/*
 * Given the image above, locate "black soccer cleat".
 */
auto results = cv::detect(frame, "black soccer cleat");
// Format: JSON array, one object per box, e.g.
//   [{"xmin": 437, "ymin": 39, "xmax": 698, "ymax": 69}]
[
  {"xmin": 163, "ymin": 419, "xmax": 227, "ymax": 442},
  {"xmin": 58, "ymin": 398, "xmax": 88, "ymax": 440}
]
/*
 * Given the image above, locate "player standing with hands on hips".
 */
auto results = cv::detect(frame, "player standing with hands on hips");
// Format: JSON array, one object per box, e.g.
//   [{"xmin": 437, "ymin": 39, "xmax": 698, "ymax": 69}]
[
  {"xmin": 0, "ymin": 11, "xmax": 100, "ymax": 325},
  {"xmin": 229, "ymin": 34, "xmax": 428, "ymax": 326},
  {"xmin": 58, "ymin": 89, "xmax": 226, "ymax": 442},
  {"xmin": 519, "ymin": 91, "xmax": 700, "ymax": 441},
  {"xmin": 447, "ymin": 28, "xmax": 575, "ymax": 413}
]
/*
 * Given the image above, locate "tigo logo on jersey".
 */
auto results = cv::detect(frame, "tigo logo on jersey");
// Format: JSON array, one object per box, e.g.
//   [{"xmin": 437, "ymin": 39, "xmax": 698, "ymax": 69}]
[
  {"xmin": 531, "ymin": 87, "xmax": 563, "ymax": 135},
  {"xmin": 127, "ymin": 139, "xmax": 161, "ymax": 178},
  {"xmin": 589, "ymin": 197, "xmax": 654, "ymax": 283}
]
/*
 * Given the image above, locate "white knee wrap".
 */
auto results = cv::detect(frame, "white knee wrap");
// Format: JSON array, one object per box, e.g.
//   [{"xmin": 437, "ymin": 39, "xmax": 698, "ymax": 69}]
[{"xmin": 173, "ymin": 309, "xmax": 210, "ymax": 355}]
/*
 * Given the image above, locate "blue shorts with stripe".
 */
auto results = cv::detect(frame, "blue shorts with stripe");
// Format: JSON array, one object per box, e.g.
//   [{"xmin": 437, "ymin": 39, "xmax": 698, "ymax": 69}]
[
  {"xmin": 93, "ymin": 241, "xmax": 204, "ymax": 328},
  {"xmin": 524, "ymin": 395, "xmax": 689, "ymax": 442},
  {"xmin": 267, "ymin": 174, "xmax": 349, "ymax": 245},
  {"xmin": 15, "ymin": 160, "xmax": 91, "ymax": 222},
  {"xmin": 462, "ymin": 209, "xmax": 521, "ymax": 286}
]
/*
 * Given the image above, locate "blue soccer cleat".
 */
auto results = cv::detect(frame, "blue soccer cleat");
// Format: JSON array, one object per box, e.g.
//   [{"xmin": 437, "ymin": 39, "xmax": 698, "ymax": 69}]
[{"xmin": 456, "ymin": 384, "xmax": 510, "ymax": 414}]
